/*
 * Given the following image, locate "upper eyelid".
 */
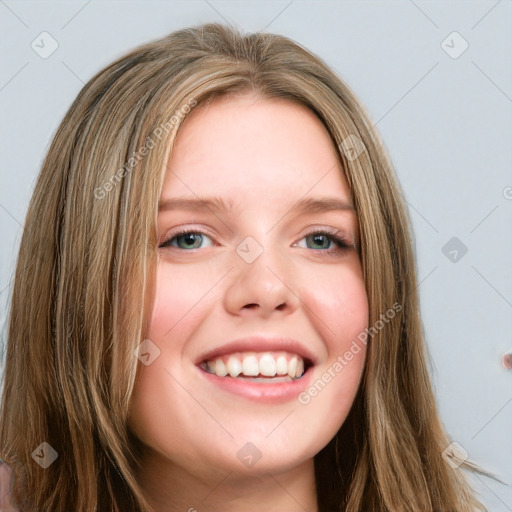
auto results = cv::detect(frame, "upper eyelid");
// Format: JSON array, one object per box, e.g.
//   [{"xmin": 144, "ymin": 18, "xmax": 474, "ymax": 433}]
[{"xmin": 161, "ymin": 224, "xmax": 350, "ymax": 238}]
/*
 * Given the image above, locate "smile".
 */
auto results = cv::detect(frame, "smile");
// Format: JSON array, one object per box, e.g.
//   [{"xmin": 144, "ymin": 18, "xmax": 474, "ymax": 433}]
[
  {"xmin": 200, "ymin": 351, "xmax": 310, "ymax": 380},
  {"xmin": 197, "ymin": 351, "xmax": 315, "ymax": 403}
]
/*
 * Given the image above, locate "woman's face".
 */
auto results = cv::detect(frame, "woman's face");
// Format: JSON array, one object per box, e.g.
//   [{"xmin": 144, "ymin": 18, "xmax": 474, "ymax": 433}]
[{"xmin": 128, "ymin": 93, "xmax": 368, "ymax": 479}]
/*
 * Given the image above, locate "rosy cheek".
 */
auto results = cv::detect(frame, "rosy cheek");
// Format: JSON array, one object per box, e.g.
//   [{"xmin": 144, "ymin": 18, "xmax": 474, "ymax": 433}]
[
  {"xmin": 147, "ymin": 264, "xmax": 204, "ymax": 338},
  {"xmin": 310, "ymin": 272, "xmax": 368, "ymax": 327}
]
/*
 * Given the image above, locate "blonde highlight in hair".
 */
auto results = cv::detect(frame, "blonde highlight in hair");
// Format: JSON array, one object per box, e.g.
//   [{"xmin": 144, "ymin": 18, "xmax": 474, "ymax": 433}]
[{"xmin": 0, "ymin": 22, "xmax": 493, "ymax": 511}]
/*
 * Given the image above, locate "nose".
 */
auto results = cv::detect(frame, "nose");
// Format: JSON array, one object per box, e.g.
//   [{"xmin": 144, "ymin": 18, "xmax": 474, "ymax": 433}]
[{"xmin": 223, "ymin": 239, "xmax": 299, "ymax": 317}]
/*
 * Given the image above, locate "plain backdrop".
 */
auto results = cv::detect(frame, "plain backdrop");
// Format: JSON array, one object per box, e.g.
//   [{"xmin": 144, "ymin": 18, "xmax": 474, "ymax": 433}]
[{"xmin": 0, "ymin": 1, "xmax": 511, "ymax": 509}]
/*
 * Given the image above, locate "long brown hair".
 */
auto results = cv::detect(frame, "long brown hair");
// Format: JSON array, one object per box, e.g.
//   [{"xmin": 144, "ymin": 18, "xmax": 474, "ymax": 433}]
[{"xmin": 0, "ymin": 22, "xmax": 494, "ymax": 511}]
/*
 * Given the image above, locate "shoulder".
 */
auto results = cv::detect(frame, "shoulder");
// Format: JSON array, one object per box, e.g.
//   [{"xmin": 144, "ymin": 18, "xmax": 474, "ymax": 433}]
[{"xmin": 0, "ymin": 462, "xmax": 19, "ymax": 511}]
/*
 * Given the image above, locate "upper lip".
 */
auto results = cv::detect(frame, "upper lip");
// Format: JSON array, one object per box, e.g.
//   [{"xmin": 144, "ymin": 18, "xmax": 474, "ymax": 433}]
[{"xmin": 195, "ymin": 335, "xmax": 318, "ymax": 366}]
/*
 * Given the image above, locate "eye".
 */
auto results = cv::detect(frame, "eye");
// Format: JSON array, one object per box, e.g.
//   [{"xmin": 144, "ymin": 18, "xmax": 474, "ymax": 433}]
[
  {"xmin": 295, "ymin": 229, "xmax": 354, "ymax": 256},
  {"xmin": 159, "ymin": 229, "xmax": 213, "ymax": 250},
  {"xmin": 158, "ymin": 227, "xmax": 355, "ymax": 255}
]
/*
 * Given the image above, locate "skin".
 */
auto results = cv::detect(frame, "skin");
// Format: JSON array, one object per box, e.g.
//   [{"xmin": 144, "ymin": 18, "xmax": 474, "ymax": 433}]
[{"xmin": 128, "ymin": 92, "xmax": 369, "ymax": 512}]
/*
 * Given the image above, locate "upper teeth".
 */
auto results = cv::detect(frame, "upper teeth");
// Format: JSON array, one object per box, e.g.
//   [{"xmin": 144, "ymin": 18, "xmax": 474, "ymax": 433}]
[{"xmin": 203, "ymin": 351, "xmax": 305, "ymax": 379}]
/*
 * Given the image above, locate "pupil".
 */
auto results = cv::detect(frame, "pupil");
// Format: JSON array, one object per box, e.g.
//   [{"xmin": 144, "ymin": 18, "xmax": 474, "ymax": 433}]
[
  {"xmin": 312, "ymin": 234, "xmax": 328, "ymax": 249},
  {"xmin": 182, "ymin": 233, "xmax": 199, "ymax": 248}
]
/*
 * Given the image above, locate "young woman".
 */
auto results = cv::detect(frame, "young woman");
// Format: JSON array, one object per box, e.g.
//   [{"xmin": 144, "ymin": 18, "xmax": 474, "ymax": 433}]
[{"xmin": 0, "ymin": 22, "xmax": 493, "ymax": 511}]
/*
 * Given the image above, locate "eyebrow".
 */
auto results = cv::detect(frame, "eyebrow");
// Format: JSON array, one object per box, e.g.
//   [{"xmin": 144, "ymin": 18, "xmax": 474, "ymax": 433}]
[{"xmin": 158, "ymin": 196, "xmax": 355, "ymax": 215}]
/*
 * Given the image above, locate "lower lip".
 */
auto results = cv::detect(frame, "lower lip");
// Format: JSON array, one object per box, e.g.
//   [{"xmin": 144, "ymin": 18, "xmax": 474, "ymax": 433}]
[{"xmin": 196, "ymin": 365, "xmax": 314, "ymax": 403}]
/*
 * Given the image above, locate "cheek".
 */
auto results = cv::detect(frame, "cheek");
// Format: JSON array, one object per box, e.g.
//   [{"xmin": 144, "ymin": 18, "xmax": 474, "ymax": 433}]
[
  {"xmin": 146, "ymin": 262, "xmax": 212, "ymax": 339},
  {"xmin": 304, "ymin": 259, "xmax": 369, "ymax": 346},
  {"xmin": 298, "ymin": 261, "xmax": 368, "ymax": 405}
]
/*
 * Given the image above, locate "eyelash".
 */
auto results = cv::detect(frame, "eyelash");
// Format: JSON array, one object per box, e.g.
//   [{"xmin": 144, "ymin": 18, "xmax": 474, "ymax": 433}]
[{"xmin": 159, "ymin": 227, "xmax": 354, "ymax": 256}]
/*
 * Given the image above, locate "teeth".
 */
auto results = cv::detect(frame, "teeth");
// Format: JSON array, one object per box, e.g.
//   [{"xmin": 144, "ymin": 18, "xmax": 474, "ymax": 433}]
[
  {"xmin": 214, "ymin": 359, "xmax": 228, "ymax": 377},
  {"xmin": 242, "ymin": 355, "xmax": 259, "ymax": 376},
  {"xmin": 259, "ymin": 354, "xmax": 276, "ymax": 376},
  {"xmin": 275, "ymin": 355, "xmax": 288, "ymax": 375},
  {"xmin": 227, "ymin": 356, "xmax": 242, "ymax": 377},
  {"xmin": 295, "ymin": 358, "xmax": 304, "ymax": 378},
  {"xmin": 288, "ymin": 356, "xmax": 297, "ymax": 378},
  {"xmin": 203, "ymin": 351, "xmax": 307, "ymax": 380}
]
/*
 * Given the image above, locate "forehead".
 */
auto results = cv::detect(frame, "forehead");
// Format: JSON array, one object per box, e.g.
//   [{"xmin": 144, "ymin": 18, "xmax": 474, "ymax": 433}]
[{"xmin": 161, "ymin": 93, "xmax": 352, "ymax": 207}]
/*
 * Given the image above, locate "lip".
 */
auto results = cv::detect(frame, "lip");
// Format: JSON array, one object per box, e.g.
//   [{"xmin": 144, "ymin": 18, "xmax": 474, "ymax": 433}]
[
  {"xmin": 196, "ymin": 363, "xmax": 315, "ymax": 403},
  {"xmin": 195, "ymin": 335, "xmax": 319, "ymax": 366}
]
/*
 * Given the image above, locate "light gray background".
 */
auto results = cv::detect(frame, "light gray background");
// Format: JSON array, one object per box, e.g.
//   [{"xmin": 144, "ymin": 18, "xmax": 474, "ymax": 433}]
[{"xmin": 1, "ymin": 0, "xmax": 511, "ymax": 509}]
